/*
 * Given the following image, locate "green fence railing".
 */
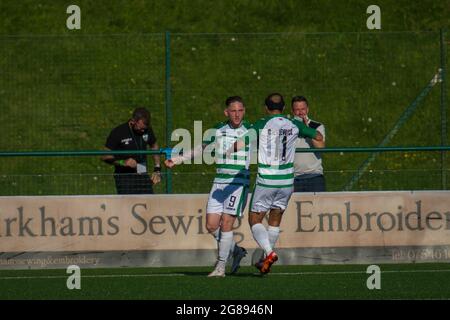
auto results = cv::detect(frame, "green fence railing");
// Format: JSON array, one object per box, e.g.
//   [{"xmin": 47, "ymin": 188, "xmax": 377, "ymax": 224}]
[
  {"xmin": 0, "ymin": 30, "xmax": 448, "ymax": 195},
  {"xmin": 1, "ymin": 145, "xmax": 449, "ymax": 158}
]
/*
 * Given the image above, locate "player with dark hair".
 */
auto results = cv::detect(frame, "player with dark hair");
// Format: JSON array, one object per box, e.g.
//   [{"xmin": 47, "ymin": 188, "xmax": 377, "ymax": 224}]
[
  {"xmin": 234, "ymin": 93, "xmax": 323, "ymax": 274},
  {"xmin": 165, "ymin": 96, "xmax": 249, "ymax": 277},
  {"xmin": 102, "ymin": 107, "xmax": 161, "ymax": 194}
]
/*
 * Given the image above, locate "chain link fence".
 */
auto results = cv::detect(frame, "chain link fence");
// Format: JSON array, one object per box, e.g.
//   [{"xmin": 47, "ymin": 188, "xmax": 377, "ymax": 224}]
[{"xmin": 0, "ymin": 31, "xmax": 448, "ymax": 195}]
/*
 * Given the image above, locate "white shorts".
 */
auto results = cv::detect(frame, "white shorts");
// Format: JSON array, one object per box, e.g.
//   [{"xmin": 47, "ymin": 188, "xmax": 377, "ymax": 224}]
[
  {"xmin": 206, "ymin": 183, "xmax": 249, "ymax": 217},
  {"xmin": 249, "ymin": 184, "xmax": 294, "ymax": 213}
]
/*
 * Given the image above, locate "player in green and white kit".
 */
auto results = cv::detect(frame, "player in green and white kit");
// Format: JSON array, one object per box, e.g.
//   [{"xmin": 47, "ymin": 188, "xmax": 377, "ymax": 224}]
[
  {"xmin": 165, "ymin": 96, "xmax": 251, "ymax": 277},
  {"xmin": 246, "ymin": 93, "xmax": 323, "ymax": 274}
]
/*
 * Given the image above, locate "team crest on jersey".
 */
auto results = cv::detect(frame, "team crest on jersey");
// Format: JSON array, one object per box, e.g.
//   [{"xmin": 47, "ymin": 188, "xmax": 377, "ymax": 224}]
[{"xmin": 143, "ymin": 134, "xmax": 148, "ymax": 142}]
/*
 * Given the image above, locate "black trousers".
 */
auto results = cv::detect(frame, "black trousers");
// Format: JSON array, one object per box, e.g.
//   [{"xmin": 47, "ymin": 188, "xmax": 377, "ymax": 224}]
[
  {"xmin": 113, "ymin": 173, "xmax": 154, "ymax": 194},
  {"xmin": 294, "ymin": 175, "xmax": 326, "ymax": 192}
]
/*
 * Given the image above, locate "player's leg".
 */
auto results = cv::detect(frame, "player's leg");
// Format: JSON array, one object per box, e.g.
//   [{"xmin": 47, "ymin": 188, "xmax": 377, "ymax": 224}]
[
  {"xmin": 258, "ymin": 187, "xmax": 294, "ymax": 273},
  {"xmin": 206, "ymin": 184, "xmax": 226, "ymax": 277},
  {"xmin": 255, "ymin": 208, "xmax": 283, "ymax": 260},
  {"xmin": 206, "ymin": 183, "xmax": 226, "ymax": 242},
  {"xmin": 213, "ymin": 213, "xmax": 236, "ymax": 275},
  {"xmin": 206, "ymin": 212, "xmax": 222, "ymax": 245},
  {"xmin": 253, "ymin": 208, "xmax": 282, "ymax": 273},
  {"xmin": 252, "ymin": 208, "xmax": 283, "ymax": 273},
  {"xmin": 216, "ymin": 184, "xmax": 248, "ymax": 275},
  {"xmin": 267, "ymin": 208, "xmax": 283, "ymax": 251},
  {"xmin": 228, "ymin": 185, "xmax": 249, "ymax": 274},
  {"xmin": 248, "ymin": 185, "xmax": 274, "ymax": 259},
  {"xmin": 206, "ymin": 212, "xmax": 228, "ymax": 277},
  {"xmin": 249, "ymin": 210, "xmax": 271, "ymax": 252},
  {"xmin": 206, "ymin": 184, "xmax": 240, "ymax": 249}
]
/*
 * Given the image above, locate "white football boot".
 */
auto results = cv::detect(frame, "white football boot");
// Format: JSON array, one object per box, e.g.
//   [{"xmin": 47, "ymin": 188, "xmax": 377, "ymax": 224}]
[{"xmin": 207, "ymin": 262, "xmax": 226, "ymax": 277}]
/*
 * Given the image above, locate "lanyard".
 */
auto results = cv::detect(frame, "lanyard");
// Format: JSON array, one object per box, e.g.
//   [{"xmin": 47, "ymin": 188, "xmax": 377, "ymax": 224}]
[{"xmin": 129, "ymin": 124, "xmax": 145, "ymax": 163}]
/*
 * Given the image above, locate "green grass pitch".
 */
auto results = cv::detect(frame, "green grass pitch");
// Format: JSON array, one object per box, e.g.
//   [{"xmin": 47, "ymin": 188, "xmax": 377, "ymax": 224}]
[{"xmin": 1, "ymin": 263, "xmax": 449, "ymax": 299}]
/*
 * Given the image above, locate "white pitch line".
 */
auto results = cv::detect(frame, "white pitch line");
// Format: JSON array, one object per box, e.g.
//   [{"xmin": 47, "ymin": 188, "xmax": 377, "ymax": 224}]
[
  {"xmin": 0, "ymin": 273, "xmax": 186, "ymax": 280},
  {"xmin": 266, "ymin": 269, "xmax": 450, "ymax": 276},
  {"xmin": 0, "ymin": 269, "xmax": 450, "ymax": 280}
]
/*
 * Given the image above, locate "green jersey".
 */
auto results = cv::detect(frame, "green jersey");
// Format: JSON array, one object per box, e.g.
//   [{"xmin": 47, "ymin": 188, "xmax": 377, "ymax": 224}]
[
  {"xmin": 203, "ymin": 121, "xmax": 252, "ymax": 186},
  {"xmin": 252, "ymin": 115, "xmax": 318, "ymax": 188}
]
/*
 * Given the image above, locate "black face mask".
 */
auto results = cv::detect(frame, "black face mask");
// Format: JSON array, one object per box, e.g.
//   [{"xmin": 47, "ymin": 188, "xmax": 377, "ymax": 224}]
[{"xmin": 130, "ymin": 120, "xmax": 147, "ymax": 135}]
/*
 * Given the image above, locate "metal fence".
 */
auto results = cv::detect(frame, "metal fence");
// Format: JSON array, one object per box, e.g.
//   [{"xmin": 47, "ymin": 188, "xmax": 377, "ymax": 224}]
[{"xmin": 0, "ymin": 30, "xmax": 448, "ymax": 195}]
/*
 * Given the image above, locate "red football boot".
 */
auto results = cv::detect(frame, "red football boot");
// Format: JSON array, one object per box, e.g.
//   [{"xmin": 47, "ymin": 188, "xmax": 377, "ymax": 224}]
[{"xmin": 259, "ymin": 251, "xmax": 278, "ymax": 274}]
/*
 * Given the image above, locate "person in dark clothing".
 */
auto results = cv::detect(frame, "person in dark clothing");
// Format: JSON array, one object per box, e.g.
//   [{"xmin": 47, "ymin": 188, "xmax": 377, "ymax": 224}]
[{"xmin": 102, "ymin": 107, "xmax": 161, "ymax": 194}]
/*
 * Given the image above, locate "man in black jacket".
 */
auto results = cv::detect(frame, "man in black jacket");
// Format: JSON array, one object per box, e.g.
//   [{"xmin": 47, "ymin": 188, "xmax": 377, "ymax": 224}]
[{"xmin": 102, "ymin": 107, "xmax": 161, "ymax": 194}]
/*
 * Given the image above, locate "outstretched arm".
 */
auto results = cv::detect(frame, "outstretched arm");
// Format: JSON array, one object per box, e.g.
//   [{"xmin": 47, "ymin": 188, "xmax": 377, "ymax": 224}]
[
  {"xmin": 164, "ymin": 144, "xmax": 206, "ymax": 168},
  {"xmin": 225, "ymin": 139, "xmax": 246, "ymax": 158}
]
